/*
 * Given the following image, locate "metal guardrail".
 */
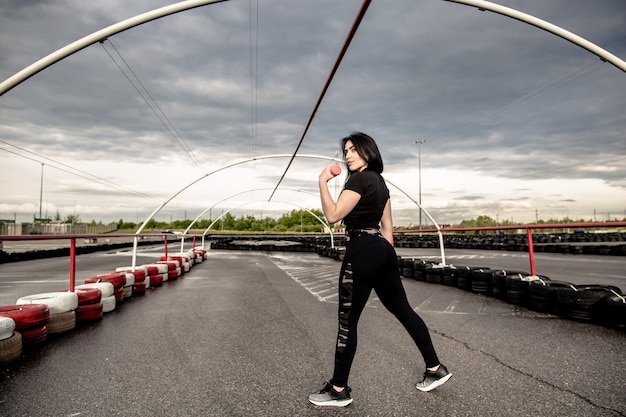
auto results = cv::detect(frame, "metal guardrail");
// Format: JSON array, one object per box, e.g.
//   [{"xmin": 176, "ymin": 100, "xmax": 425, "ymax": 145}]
[
  {"xmin": 1, "ymin": 222, "xmax": 624, "ymax": 291},
  {"xmin": 0, "ymin": 233, "xmax": 203, "ymax": 291},
  {"xmin": 396, "ymin": 221, "xmax": 626, "ymax": 276}
]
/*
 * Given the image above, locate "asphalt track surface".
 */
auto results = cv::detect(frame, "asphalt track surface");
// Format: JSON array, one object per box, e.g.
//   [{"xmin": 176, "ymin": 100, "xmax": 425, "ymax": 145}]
[{"xmin": 0, "ymin": 244, "xmax": 625, "ymax": 416}]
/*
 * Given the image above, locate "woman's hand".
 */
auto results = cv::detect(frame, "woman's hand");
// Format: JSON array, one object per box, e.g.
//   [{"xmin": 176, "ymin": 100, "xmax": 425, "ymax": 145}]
[{"xmin": 319, "ymin": 166, "xmax": 336, "ymax": 183}]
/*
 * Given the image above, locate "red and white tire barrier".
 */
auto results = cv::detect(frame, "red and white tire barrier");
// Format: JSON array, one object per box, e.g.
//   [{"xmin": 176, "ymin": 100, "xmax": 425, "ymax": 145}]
[
  {"xmin": 1, "ymin": 249, "xmax": 211, "ymax": 366},
  {"xmin": 85, "ymin": 272, "xmax": 126, "ymax": 303},
  {"xmin": 77, "ymin": 283, "xmax": 115, "ymax": 314},
  {"xmin": 63, "ymin": 287, "xmax": 103, "ymax": 324},
  {"xmin": 0, "ymin": 304, "xmax": 50, "ymax": 346},
  {"xmin": 142, "ymin": 263, "xmax": 168, "ymax": 286},
  {"xmin": 161, "ymin": 256, "xmax": 191, "ymax": 273},
  {"xmin": 16, "ymin": 292, "xmax": 78, "ymax": 335},
  {"xmin": 115, "ymin": 267, "xmax": 148, "ymax": 296}
]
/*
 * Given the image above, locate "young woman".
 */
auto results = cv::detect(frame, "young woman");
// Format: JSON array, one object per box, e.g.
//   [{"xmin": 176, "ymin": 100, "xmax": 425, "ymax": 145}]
[{"xmin": 308, "ymin": 132, "xmax": 452, "ymax": 407}]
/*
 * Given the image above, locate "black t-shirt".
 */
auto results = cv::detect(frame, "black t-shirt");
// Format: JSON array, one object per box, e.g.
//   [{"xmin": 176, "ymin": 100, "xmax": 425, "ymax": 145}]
[{"xmin": 342, "ymin": 169, "xmax": 390, "ymax": 229}]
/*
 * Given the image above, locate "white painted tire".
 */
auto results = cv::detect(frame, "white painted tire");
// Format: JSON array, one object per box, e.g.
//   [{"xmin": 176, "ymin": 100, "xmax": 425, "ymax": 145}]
[
  {"xmin": 121, "ymin": 272, "xmax": 135, "ymax": 286},
  {"xmin": 160, "ymin": 259, "xmax": 180, "ymax": 268},
  {"xmin": 101, "ymin": 295, "xmax": 116, "ymax": 313},
  {"xmin": 143, "ymin": 263, "xmax": 168, "ymax": 274},
  {"xmin": 76, "ymin": 282, "xmax": 115, "ymax": 298},
  {"xmin": 16, "ymin": 292, "xmax": 78, "ymax": 314},
  {"xmin": 116, "ymin": 265, "xmax": 148, "ymax": 277},
  {"xmin": 0, "ymin": 317, "xmax": 15, "ymax": 341},
  {"xmin": 122, "ymin": 286, "xmax": 133, "ymax": 298}
]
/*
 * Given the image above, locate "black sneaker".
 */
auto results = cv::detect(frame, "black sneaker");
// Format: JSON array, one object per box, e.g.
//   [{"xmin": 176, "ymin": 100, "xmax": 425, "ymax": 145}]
[
  {"xmin": 308, "ymin": 382, "xmax": 353, "ymax": 407},
  {"xmin": 416, "ymin": 364, "xmax": 452, "ymax": 392}
]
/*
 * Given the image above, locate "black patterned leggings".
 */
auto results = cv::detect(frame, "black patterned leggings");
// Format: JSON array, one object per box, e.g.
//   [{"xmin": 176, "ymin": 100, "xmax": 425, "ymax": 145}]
[{"xmin": 330, "ymin": 234, "xmax": 440, "ymax": 387}]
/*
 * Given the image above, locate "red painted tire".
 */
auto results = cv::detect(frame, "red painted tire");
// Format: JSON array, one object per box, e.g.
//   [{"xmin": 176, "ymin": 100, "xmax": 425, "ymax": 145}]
[
  {"xmin": 115, "ymin": 266, "xmax": 147, "ymax": 281},
  {"xmin": 167, "ymin": 270, "xmax": 179, "ymax": 280},
  {"xmin": 22, "ymin": 324, "xmax": 48, "ymax": 346},
  {"xmin": 149, "ymin": 274, "xmax": 164, "ymax": 287},
  {"xmin": 130, "ymin": 269, "xmax": 146, "ymax": 281},
  {"xmin": 0, "ymin": 304, "xmax": 50, "ymax": 330},
  {"xmin": 144, "ymin": 265, "xmax": 159, "ymax": 275},
  {"xmin": 60, "ymin": 288, "xmax": 101, "ymax": 305},
  {"xmin": 76, "ymin": 283, "xmax": 114, "ymax": 298},
  {"xmin": 85, "ymin": 272, "xmax": 126, "ymax": 289},
  {"xmin": 76, "ymin": 303, "xmax": 103, "ymax": 323},
  {"xmin": 0, "ymin": 331, "xmax": 22, "ymax": 366},
  {"xmin": 133, "ymin": 281, "xmax": 146, "ymax": 296},
  {"xmin": 165, "ymin": 256, "xmax": 190, "ymax": 271},
  {"xmin": 113, "ymin": 287, "xmax": 124, "ymax": 303},
  {"xmin": 131, "ymin": 272, "xmax": 146, "ymax": 283}
]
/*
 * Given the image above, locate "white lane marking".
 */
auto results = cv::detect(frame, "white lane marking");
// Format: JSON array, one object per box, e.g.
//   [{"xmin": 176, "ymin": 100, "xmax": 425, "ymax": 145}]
[{"xmin": 444, "ymin": 300, "xmax": 459, "ymax": 313}]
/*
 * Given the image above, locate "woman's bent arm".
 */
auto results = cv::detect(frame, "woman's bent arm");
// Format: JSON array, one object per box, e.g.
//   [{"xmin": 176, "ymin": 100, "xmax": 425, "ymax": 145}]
[{"xmin": 319, "ymin": 167, "xmax": 360, "ymax": 224}]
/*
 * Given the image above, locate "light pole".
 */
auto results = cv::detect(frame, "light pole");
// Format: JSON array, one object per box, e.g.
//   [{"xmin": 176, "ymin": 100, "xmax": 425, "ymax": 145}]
[{"xmin": 413, "ymin": 140, "xmax": 426, "ymax": 231}]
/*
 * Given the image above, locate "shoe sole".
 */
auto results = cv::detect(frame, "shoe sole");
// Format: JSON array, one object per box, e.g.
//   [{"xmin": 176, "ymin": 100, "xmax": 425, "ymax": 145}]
[
  {"xmin": 416, "ymin": 372, "xmax": 453, "ymax": 392},
  {"xmin": 309, "ymin": 398, "xmax": 353, "ymax": 407}
]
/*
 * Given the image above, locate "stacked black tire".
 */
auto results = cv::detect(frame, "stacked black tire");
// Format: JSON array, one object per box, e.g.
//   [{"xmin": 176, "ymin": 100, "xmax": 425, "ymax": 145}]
[
  {"xmin": 316, "ymin": 248, "xmax": 626, "ymax": 331},
  {"xmin": 399, "ymin": 256, "xmax": 624, "ymax": 331}
]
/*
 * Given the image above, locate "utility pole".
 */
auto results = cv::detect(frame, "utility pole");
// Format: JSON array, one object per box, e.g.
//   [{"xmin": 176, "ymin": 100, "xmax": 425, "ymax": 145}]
[
  {"xmin": 413, "ymin": 140, "xmax": 426, "ymax": 231},
  {"xmin": 38, "ymin": 163, "xmax": 44, "ymax": 221}
]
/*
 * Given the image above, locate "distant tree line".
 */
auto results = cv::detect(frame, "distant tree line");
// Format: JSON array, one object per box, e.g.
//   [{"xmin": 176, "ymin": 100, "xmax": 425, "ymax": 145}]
[
  {"xmin": 50, "ymin": 210, "xmax": 624, "ymax": 233},
  {"xmin": 117, "ymin": 209, "xmax": 328, "ymax": 233},
  {"xmin": 457, "ymin": 215, "xmax": 626, "ymax": 228}
]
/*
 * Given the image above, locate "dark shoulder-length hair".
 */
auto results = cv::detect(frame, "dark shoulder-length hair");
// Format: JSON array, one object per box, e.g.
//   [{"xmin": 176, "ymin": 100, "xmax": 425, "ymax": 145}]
[{"xmin": 341, "ymin": 131, "xmax": 384, "ymax": 176}]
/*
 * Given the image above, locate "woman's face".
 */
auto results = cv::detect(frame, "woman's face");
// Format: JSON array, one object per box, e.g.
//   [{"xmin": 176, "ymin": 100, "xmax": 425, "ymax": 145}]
[{"xmin": 344, "ymin": 140, "xmax": 368, "ymax": 172}]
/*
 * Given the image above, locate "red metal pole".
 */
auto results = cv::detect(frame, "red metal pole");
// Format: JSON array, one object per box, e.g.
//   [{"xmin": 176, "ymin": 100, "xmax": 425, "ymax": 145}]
[
  {"xmin": 69, "ymin": 237, "xmax": 76, "ymax": 292},
  {"xmin": 193, "ymin": 235, "xmax": 196, "ymax": 249},
  {"xmin": 163, "ymin": 235, "xmax": 168, "ymax": 259},
  {"xmin": 526, "ymin": 228, "xmax": 536, "ymax": 276}
]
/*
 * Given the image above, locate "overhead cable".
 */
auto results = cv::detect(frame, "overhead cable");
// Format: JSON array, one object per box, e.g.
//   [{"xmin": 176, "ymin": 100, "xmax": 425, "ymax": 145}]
[
  {"xmin": 268, "ymin": 0, "xmax": 372, "ymax": 200},
  {"xmin": 0, "ymin": 141, "xmax": 158, "ymax": 201},
  {"xmin": 100, "ymin": 39, "xmax": 203, "ymax": 167}
]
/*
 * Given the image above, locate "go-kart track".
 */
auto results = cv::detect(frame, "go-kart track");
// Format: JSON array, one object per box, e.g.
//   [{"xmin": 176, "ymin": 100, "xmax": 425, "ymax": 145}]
[{"xmin": 0, "ymin": 242, "xmax": 624, "ymax": 416}]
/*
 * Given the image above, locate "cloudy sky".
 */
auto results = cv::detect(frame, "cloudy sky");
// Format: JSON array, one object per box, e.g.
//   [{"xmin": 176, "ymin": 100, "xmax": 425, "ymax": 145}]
[{"xmin": 1, "ymin": 0, "xmax": 625, "ymax": 229}]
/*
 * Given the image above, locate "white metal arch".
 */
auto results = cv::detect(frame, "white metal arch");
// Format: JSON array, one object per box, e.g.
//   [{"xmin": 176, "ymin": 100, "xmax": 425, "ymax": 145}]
[
  {"xmin": 177, "ymin": 187, "xmax": 330, "ymax": 252},
  {"xmin": 444, "ymin": 0, "xmax": 626, "ymax": 73},
  {"xmin": 126, "ymin": 152, "xmax": 448, "ymax": 267},
  {"xmin": 129, "ymin": 154, "xmax": 346, "ymax": 269},
  {"xmin": 0, "ymin": 0, "xmax": 229, "ymax": 96},
  {"xmin": 197, "ymin": 200, "xmax": 332, "ymax": 251},
  {"xmin": 180, "ymin": 187, "xmax": 321, "ymax": 236}
]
